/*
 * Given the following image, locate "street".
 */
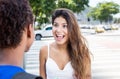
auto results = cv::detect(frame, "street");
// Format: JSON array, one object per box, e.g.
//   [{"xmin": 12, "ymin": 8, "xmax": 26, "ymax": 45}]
[
  {"xmin": 24, "ymin": 29, "xmax": 120, "ymax": 79},
  {"xmin": 86, "ymin": 34, "xmax": 120, "ymax": 79}
]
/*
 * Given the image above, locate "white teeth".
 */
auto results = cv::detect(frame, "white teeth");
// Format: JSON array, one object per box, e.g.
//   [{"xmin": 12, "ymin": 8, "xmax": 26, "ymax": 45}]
[
  {"xmin": 57, "ymin": 35, "xmax": 63, "ymax": 37},
  {"xmin": 56, "ymin": 34, "xmax": 64, "ymax": 40}
]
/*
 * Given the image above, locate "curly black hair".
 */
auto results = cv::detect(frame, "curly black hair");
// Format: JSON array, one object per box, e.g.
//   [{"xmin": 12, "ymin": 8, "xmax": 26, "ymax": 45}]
[{"xmin": 0, "ymin": 0, "xmax": 34, "ymax": 49}]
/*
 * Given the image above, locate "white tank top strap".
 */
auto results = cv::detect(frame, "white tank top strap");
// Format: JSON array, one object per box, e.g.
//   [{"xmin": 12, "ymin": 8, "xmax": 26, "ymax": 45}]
[{"xmin": 47, "ymin": 44, "xmax": 50, "ymax": 59}]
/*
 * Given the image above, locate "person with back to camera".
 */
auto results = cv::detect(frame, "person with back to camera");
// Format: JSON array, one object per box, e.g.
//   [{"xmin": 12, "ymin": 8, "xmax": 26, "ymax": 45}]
[
  {"xmin": 39, "ymin": 8, "xmax": 91, "ymax": 79},
  {"xmin": 0, "ymin": 0, "xmax": 43, "ymax": 79}
]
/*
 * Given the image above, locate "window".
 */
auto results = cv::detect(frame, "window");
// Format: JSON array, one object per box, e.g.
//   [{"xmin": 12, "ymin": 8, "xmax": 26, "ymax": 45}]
[{"xmin": 45, "ymin": 26, "xmax": 52, "ymax": 30}]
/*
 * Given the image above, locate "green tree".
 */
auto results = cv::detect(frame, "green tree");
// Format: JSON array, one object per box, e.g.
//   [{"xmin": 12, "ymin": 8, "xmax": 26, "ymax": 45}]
[
  {"xmin": 88, "ymin": 2, "xmax": 120, "ymax": 24},
  {"xmin": 29, "ymin": 0, "xmax": 89, "ymax": 26},
  {"xmin": 29, "ymin": 0, "xmax": 56, "ymax": 25},
  {"xmin": 57, "ymin": 0, "xmax": 89, "ymax": 13}
]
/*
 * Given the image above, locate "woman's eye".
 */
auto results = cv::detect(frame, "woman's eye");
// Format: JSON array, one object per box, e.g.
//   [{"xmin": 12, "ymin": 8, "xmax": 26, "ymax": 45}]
[
  {"xmin": 53, "ymin": 23, "xmax": 58, "ymax": 27},
  {"xmin": 63, "ymin": 25, "xmax": 67, "ymax": 28}
]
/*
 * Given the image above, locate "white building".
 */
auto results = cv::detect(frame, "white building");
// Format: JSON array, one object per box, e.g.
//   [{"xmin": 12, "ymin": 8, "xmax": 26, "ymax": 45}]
[{"xmin": 75, "ymin": 6, "xmax": 100, "ymax": 25}]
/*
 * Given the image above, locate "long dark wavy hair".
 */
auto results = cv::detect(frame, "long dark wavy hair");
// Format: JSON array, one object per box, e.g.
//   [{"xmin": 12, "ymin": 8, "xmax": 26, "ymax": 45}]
[{"xmin": 52, "ymin": 8, "xmax": 91, "ymax": 79}]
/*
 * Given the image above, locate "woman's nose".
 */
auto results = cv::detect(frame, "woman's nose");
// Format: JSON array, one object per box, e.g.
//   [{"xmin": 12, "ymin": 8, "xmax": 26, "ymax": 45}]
[{"xmin": 56, "ymin": 26, "xmax": 62, "ymax": 32}]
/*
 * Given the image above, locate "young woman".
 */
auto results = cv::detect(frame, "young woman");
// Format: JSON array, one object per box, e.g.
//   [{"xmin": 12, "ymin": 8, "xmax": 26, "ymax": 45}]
[{"xmin": 39, "ymin": 8, "xmax": 91, "ymax": 79}]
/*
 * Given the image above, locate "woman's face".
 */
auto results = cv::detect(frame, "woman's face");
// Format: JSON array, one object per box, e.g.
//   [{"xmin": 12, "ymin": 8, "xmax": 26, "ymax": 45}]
[{"xmin": 52, "ymin": 16, "xmax": 68, "ymax": 45}]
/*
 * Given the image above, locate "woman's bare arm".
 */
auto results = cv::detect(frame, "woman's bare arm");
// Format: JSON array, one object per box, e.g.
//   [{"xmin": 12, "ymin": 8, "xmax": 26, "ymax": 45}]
[{"xmin": 39, "ymin": 46, "xmax": 47, "ymax": 79}]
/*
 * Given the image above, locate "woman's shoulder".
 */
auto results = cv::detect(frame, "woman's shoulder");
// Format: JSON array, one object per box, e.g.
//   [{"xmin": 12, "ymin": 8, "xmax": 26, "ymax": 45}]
[
  {"xmin": 39, "ymin": 45, "xmax": 48, "ymax": 58},
  {"xmin": 40, "ymin": 42, "xmax": 55, "ymax": 54},
  {"xmin": 39, "ymin": 43, "xmax": 53, "ymax": 57},
  {"xmin": 40, "ymin": 45, "xmax": 48, "ymax": 51},
  {"xmin": 40, "ymin": 42, "xmax": 53, "ymax": 51}
]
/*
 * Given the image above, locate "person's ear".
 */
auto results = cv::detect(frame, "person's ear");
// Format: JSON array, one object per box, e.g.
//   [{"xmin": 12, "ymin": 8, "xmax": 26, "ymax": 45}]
[{"xmin": 27, "ymin": 24, "xmax": 33, "ymax": 38}]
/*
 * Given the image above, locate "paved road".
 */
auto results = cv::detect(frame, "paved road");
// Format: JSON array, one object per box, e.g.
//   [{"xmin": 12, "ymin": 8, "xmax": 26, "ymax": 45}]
[
  {"xmin": 24, "ymin": 29, "xmax": 120, "ymax": 79},
  {"xmin": 86, "ymin": 35, "xmax": 120, "ymax": 79}
]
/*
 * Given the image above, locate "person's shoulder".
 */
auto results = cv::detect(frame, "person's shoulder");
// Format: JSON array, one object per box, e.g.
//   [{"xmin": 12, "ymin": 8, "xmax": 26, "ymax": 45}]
[
  {"xmin": 40, "ymin": 45, "xmax": 48, "ymax": 53},
  {"xmin": 39, "ymin": 45, "xmax": 48, "ymax": 58},
  {"xmin": 39, "ymin": 43, "xmax": 54, "ymax": 58},
  {"xmin": 40, "ymin": 45, "xmax": 48, "ymax": 51}
]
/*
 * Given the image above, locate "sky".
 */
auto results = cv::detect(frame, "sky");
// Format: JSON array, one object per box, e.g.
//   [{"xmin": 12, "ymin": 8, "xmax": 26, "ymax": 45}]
[
  {"xmin": 89, "ymin": 0, "xmax": 120, "ymax": 7},
  {"xmin": 89, "ymin": 0, "xmax": 120, "ymax": 18}
]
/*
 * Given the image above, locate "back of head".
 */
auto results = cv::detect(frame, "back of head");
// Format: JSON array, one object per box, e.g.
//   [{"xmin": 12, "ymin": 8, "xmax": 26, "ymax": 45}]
[{"xmin": 0, "ymin": 0, "xmax": 34, "ymax": 49}]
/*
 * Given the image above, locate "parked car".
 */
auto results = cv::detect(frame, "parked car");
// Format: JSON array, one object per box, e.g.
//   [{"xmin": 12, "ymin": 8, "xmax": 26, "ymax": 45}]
[
  {"xmin": 34, "ymin": 24, "xmax": 53, "ymax": 40},
  {"xmin": 79, "ymin": 24, "xmax": 96, "ymax": 34},
  {"xmin": 103, "ymin": 25, "xmax": 112, "ymax": 30},
  {"xmin": 94, "ymin": 25, "xmax": 105, "ymax": 33},
  {"xmin": 111, "ymin": 24, "xmax": 119, "ymax": 30}
]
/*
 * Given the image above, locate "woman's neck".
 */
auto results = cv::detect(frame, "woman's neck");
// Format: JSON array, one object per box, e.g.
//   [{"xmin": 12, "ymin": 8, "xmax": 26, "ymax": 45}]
[{"xmin": 56, "ymin": 42, "xmax": 67, "ymax": 48}]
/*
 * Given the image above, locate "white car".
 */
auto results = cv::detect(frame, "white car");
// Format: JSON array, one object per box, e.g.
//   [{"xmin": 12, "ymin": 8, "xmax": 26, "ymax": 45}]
[
  {"xmin": 79, "ymin": 24, "xmax": 96, "ymax": 34},
  {"xmin": 34, "ymin": 25, "xmax": 53, "ymax": 40}
]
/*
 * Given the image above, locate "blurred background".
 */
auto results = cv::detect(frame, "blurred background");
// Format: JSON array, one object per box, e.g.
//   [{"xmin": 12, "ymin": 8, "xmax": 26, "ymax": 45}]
[{"xmin": 24, "ymin": 0, "xmax": 120, "ymax": 79}]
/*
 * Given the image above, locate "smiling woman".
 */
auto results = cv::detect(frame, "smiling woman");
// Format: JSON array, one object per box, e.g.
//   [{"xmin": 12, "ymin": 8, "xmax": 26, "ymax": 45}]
[{"xmin": 39, "ymin": 8, "xmax": 91, "ymax": 79}]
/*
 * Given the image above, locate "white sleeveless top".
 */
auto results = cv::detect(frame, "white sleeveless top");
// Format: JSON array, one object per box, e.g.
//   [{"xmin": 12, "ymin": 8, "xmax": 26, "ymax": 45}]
[{"xmin": 46, "ymin": 44, "xmax": 75, "ymax": 79}]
